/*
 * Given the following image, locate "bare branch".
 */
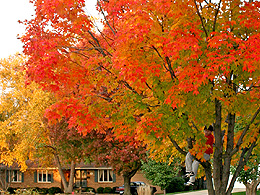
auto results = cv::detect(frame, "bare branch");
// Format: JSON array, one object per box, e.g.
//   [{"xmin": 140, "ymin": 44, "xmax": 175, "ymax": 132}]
[
  {"xmin": 212, "ymin": 0, "xmax": 222, "ymax": 32},
  {"xmin": 97, "ymin": 0, "xmax": 116, "ymax": 35},
  {"xmin": 193, "ymin": 0, "xmax": 209, "ymax": 37}
]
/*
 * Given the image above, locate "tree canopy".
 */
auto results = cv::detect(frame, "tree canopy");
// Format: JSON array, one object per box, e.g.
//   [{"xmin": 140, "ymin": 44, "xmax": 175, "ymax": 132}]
[{"xmin": 22, "ymin": 1, "xmax": 260, "ymax": 195}]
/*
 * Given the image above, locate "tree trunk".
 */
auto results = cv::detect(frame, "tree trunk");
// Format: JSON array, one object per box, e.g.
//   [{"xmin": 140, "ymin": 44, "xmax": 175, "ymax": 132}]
[
  {"xmin": 66, "ymin": 161, "xmax": 76, "ymax": 193},
  {"xmin": 163, "ymin": 189, "xmax": 166, "ymax": 195},
  {"xmin": 123, "ymin": 168, "xmax": 140, "ymax": 195},
  {"xmin": 123, "ymin": 174, "xmax": 131, "ymax": 195},
  {"xmin": 212, "ymin": 98, "xmax": 225, "ymax": 195},
  {"xmin": 246, "ymin": 184, "xmax": 257, "ymax": 195},
  {"xmin": 245, "ymin": 180, "xmax": 260, "ymax": 195},
  {"xmin": 202, "ymin": 162, "xmax": 215, "ymax": 195},
  {"xmin": 54, "ymin": 152, "xmax": 76, "ymax": 193}
]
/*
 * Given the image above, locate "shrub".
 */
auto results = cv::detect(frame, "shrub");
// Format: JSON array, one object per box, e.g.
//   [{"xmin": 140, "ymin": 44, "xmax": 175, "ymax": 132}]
[
  {"xmin": 86, "ymin": 187, "xmax": 96, "ymax": 193},
  {"xmin": 38, "ymin": 188, "xmax": 49, "ymax": 194},
  {"xmin": 48, "ymin": 187, "xmax": 63, "ymax": 194},
  {"xmin": 112, "ymin": 187, "xmax": 117, "ymax": 193},
  {"xmin": 15, "ymin": 188, "xmax": 40, "ymax": 195},
  {"xmin": 32, "ymin": 187, "xmax": 40, "ymax": 192},
  {"xmin": 7, "ymin": 187, "xmax": 17, "ymax": 194},
  {"xmin": 103, "ymin": 187, "xmax": 113, "ymax": 193},
  {"xmin": 97, "ymin": 187, "xmax": 104, "ymax": 193},
  {"xmin": 166, "ymin": 177, "xmax": 185, "ymax": 193}
]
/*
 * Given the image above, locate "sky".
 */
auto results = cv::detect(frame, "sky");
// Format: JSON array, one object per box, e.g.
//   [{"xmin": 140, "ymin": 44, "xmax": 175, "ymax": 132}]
[{"xmin": 0, "ymin": 0, "xmax": 98, "ymax": 59}]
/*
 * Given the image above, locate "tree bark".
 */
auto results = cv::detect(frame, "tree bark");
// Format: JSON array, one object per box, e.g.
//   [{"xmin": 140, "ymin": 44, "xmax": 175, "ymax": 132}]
[
  {"xmin": 67, "ymin": 161, "xmax": 76, "ymax": 193},
  {"xmin": 246, "ymin": 184, "xmax": 257, "ymax": 195},
  {"xmin": 245, "ymin": 179, "xmax": 260, "ymax": 195},
  {"xmin": 123, "ymin": 168, "xmax": 139, "ymax": 195},
  {"xmin": 202, "ymin": 161, "xmax": 215, "ymax": 195},
  {"xmin": 212, "ymin": 98, "xmax": 224, "ymax": 195},
  {"xmin": 123, "ymin": 174, "xmax": 132, "ymax": 195},
  {"xmin": 54, "ymin": 152, "xmax": 76, "ymax": 193}
]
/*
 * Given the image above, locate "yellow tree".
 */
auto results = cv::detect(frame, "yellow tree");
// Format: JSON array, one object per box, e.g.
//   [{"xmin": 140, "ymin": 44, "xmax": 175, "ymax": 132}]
[
  {"xmin": 0, "ymin": 55, "xmax": 99, "ymax": 193},
  {"xmin": 0, "ymin": 55, "xmax": 53, "ymax": 170}
]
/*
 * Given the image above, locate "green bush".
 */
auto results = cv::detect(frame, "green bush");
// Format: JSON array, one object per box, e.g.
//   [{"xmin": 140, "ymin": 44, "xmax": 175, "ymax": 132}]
[
  {"xmin": 48, "ymin": 187, "xmax": 63, "ymax": 194},
  {"xmin": 166, "ymin": 177, "xmax": 185, "ymax": 193},
  {"xmin": 85, "ymin": 187, "xmax": 96, "ymax": 193},
  {"xmin": 97, "ymin": 187, "xmax": 104, "ymax": 193},
  {"xmin": 7, "ymin": 187, "xmax": 17, "ymax": 194},
  {"xmin": 103, "ymin": 187, "xmax": 113, "ymax": 193},
  {"xmin": 38, "ymin": 188, "xmax": 49, "ymax": 194}
]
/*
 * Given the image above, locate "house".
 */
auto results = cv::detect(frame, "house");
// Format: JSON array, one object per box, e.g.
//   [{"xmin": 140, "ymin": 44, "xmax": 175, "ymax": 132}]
[{"xmin": 0, "ymin": 163, "xmax": 163, "ymax": 194}]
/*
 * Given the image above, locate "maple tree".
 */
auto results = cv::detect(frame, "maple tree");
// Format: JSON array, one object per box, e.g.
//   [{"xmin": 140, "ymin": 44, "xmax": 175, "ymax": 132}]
[{"xmin": 22, "ymin": 0, "xmax": 260, "ymax": 195}]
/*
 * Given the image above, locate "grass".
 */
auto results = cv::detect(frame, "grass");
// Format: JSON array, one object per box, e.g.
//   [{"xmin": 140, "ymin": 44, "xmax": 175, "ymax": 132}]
[
  {"xmin": 159, "ymin": 190, "xmax": 260, "ymax": 194},
  {"xmin": 232, "ymin": 191, "xmax": 260, "ymax": 195}
]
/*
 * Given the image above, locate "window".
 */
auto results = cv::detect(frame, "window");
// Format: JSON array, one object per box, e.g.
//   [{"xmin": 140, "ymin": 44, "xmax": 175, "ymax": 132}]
[
  {"xmin": 74, "ymin": 170, "xmax": 88, "ymax": 188},
  {"xmin": 98, "ymin": 169, "xmax": 113, "ymax": 182},
  {"xmin": 9, "ymin": 170, "xmax": 22, "ymax": 182},
  {"xmin": 37, "ymin": 170, "xmax": 52, "ymax": 183}
]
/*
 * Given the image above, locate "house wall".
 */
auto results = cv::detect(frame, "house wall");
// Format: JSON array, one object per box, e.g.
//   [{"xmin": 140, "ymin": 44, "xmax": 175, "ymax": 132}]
[
  {"xmin": 87, "ymin": 170, "xmax": 123, "ymax": 190},
  {"xmin": 9, "ymin": 169, "xmax": 62, "ymax": 189},
  {"xmin": 87, "ymin": 170, "xmax": 162, "ymax": 194},
  {"xmin": 7, "ymin": 168, "xmax": 163, "ymax": 194}
]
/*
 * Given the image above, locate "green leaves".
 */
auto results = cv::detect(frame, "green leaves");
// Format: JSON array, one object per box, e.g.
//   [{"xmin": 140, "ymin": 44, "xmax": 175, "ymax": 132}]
[{"xmin": 141, "ymin": 155, "xmax": 181, "ymax": 190}]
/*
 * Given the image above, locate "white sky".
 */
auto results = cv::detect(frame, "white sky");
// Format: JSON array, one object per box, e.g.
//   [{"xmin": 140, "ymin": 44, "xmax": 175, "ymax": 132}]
[{"xmin": 0, "ymin": 0, "xmax": 98, "ymax": 59}]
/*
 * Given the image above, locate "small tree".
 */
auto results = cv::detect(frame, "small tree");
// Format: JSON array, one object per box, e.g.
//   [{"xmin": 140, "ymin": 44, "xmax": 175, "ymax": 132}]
[
  {"xmin": 141, "ymin": 155, "xmax": 181, "ymax": 195},
  {"xmin": 231, "ymin": 154, "xmax": 260, "ymax": 195},
  {"xmin": 84, "ymin": 131, "xmax": 147, "ymax": 195}
]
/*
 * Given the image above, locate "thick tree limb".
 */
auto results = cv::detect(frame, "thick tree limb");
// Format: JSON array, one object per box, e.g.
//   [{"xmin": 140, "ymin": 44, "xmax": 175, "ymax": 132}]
[{"xmin": 167, "ymin": 135, "xmax": 187, "ymax": 155}]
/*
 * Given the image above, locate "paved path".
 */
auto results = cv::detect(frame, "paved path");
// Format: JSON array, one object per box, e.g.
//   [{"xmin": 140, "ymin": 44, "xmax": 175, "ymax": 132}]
[{"xmin": 178, "ymin": 188, "xmax": 245, "ymax": 194}]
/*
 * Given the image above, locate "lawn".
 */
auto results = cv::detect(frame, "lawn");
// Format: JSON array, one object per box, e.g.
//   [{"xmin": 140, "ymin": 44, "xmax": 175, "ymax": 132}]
[
  {"xmin": 232, "ymin": 191, "xmax": 260, "ymax": 195},
  {"xmin": 162, "ymin": 190, "xmax": 260, "ymax": 194}
]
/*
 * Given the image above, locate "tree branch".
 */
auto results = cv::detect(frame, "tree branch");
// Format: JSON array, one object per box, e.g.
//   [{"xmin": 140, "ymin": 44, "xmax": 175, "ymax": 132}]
[
  {"xmin": 151, "ymin": 46, "xmax": 176, "ymax": 80},
  {"xmin": 227, "ymin": 142, "xmax": 256, "ymax": 194},
  {"xmin": 194, "ymin": 0, "xmax": 208, "ymax": 37},
  {"xmin": 212, "ymin": 0, "xmax": 222, "ymax": 32},
  {"xmin": 167, "ymin": 135, "xmax": 187, "ymax": 155},
  {"xmin": 97, "ymin": 0, "xmax": 116, "ymax": 35},
  {"xmin": 231, "ymin": 107, "xmax": 260, "ymax": 156}
]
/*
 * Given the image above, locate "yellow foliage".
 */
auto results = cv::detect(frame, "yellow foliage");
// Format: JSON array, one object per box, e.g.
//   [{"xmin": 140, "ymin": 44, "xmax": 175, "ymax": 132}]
[{"xmin": 0, "ymin": 55, "xmax": 54, "ymax": 170}]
